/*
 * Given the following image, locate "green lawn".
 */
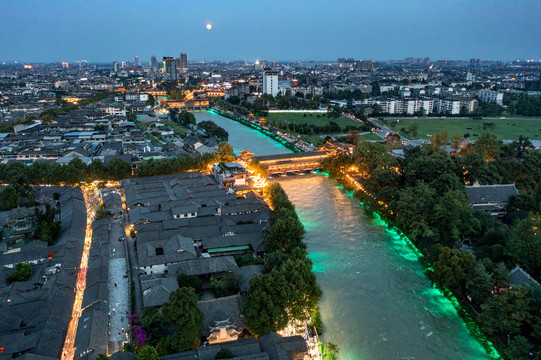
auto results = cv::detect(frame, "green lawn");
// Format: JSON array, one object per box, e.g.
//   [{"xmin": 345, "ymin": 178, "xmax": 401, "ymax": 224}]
[
  {"xmin": 390, "ymin": 117, "xmax": 541, "ymax": 141},
  {"xmin": 300, "ymin": 134, "xmax": 326, "ymax": 145},
  {"xmin": 266, "ymin": 112, "xmax": 359, "ymax": 130},
  {"xmin": 167, "ymin": 121, "xmax": 189, "ymax": 135},
  {"xmin": 299, "ymin": 131, "xmax": 382, "ymax": 146},
  {"xmin": 360, "ymin": 133, "xmax": 383, "ymax": 141}
]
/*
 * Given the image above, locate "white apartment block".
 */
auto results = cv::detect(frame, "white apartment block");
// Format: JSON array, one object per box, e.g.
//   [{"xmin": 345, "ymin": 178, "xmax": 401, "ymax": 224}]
[
  {"xmin": 435, "ymin": 99, "xmax": 462, "ymax": 114},
  {"xmin": 478, "ymin": 90, "xmax": 503, "ymax": 106},
  {"xmin": 362, "ymin": 97, "xmax": 476, "ymax": 115},
  {"xmin": 262, "ymin": 69, "xmax": 279, "ymax": 97}
]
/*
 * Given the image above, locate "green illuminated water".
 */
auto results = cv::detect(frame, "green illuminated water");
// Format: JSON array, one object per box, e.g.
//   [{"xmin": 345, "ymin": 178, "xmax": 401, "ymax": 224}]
[
  {"xmin": 278, "ymin": 175, "xmax": 491, "ymax": 360},
  {"xmin": 203, "ymin": 112, "xmax": 492, "ymax": 359},
  {"xmin": 194, "ymin": 112, "xmax": 293, "ymax": 156}
]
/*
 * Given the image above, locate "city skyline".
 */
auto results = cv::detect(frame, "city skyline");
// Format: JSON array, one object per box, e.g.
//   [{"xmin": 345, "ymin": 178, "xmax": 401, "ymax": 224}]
[{"xmin": 1, "ymin": 0, "xmax": 541, "ymax": 63}]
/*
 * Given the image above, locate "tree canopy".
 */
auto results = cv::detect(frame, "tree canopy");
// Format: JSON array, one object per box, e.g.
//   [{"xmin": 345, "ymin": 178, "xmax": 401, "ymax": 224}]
[{"xmin": 7, "ymin": 263, "xmax": 32, "ymax": 283}]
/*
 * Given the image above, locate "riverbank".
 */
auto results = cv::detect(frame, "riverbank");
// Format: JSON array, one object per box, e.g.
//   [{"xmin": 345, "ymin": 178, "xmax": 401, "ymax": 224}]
[
  {"xmin": 208, "ymin": 108, "xmax": 308, "ymax": 152},
  {"xmin": 277, "ymin": 174, "xmax": 493, "ymax": 359},
  {"xmin": 329, "ymin": 172, "xmax": 501, "ymax": 359},
  {"xmin": 191, "ymin": 111, "xmax": 499, "ymax": 359}
]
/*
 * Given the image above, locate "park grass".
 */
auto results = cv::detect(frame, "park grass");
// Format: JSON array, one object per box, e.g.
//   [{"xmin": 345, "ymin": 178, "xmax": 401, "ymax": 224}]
[
  {"xmin": 266, "ymin": 112, "xmax": 359, "ymax": 131},
  {"xmin": 390, "ymin": 117, "xmax": 541, "ymax": 141},
  {"xmin": 360, "ymin": 133, "xmax": 383, "ymax": 141},
  {"xmin": 167, "ymin": 121, "xmax": 189, "ymax": 135},
  {"xmin": 300, "ymin": 134, "xmax": 326, "ymax": 146},
  {"xmin": 300, "ymin": 131, "xmax": 382, "ymax": 146}
]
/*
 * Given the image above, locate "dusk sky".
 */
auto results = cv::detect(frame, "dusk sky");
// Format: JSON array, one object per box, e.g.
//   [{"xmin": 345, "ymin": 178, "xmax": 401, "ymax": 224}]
[{"xmin": 1, "ymin": 0, "xmax": 540, "ymax": 63}]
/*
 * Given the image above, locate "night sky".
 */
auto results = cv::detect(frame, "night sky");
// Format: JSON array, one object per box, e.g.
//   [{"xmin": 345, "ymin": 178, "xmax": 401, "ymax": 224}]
[{"xmin": 1, "ymin": 0, "xmax": 540, "ymax": 63}]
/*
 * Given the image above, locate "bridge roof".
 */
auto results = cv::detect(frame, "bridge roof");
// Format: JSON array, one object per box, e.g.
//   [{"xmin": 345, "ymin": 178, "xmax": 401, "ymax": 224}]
[{"xmin": 255, "ymin": 151, "xmax": 328, "ymax": 162}]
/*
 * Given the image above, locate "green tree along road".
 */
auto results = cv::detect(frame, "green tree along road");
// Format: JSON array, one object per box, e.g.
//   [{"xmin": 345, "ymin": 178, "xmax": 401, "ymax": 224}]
[
  {"xmin": 0, "ymin": 151, "xmax": 225, "ymax": 186},
  {"xmin": 321, "ymin": 136, "xmax": 541, "ymax": 358},
  {"xmin": 0, "ymin": 158, "xmax": 132, "ymax": 186}
]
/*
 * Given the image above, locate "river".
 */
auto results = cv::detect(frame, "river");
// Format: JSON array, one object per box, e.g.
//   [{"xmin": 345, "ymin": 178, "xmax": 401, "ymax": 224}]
[
  {"xmin": 194, "ymin": 111, "xmax": 291, "ymax": 156},
  {"xmin": 194, "ymin": 111, "xmax": 492, "ymax": 359}
]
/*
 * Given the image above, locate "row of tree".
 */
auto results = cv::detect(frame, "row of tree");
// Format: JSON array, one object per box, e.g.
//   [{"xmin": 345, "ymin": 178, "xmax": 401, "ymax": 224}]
[
  {"xmin": 242, "ymin": 183, "xmax": 321, "ymax": 335},
  {"xmin": 0, "ymin": 145, "xmax": 237, "ymax": 187},
  {"xmin": 0, "ymin": 157, "xmax": 132, "ymax": 186},
  {"xmin": 503, "ymin": 93, "xmax": 541, "ymax": 117},
  {"xmin": 322, "ymin": 135, "xmax": 541, "ymax": 358},
  {"xmin": 268, "ymin": 119, "xmax": 342, "ymax": 137}
]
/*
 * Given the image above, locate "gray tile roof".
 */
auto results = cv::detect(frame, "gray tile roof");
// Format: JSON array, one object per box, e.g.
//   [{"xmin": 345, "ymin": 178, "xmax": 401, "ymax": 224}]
[
  {"xmin": 142, "ymin": 277, "xmax": 178, "ymax": 308},
  {"xmin": 196, "ymin": 338, "xmax": 263, "ymax": 360},
  {"xmin": 238, "ymin": 265, "xmax": 265, "ymax": 293},
  {"xmin": 108, "ymin": 351, "xmax": 136, "ymax": 360},
  {"xmin": 74, "ymin": 308, "xmax": 108, "ymax": 358},
  {"xmin": 159, "ymin": 333, "xmax": 305, "ymax": 360},
  {"xmin": 466, "ymin": 184, "xmax": 519, "ymax": 205},
  {"xmin": 509, "ymin": 265, "xmax": 540, "ymax": 287},
  {"xmin": 258, "ymin": 333, "xmax": 308, "ymax": 360},
  {"xmin": 138, "ymin": 234, "xmax": 197, "ymax": 267},
  {"xmin": 0, "ymin": 187, "xmax": 85, "ymax": 358},
  {"xmin": 170, "ymin": 256, "xmax": 239, "ymax": 277},
  {"xmin": 197, "ymin": 295, "xmax": 244, "ymax": 337}
]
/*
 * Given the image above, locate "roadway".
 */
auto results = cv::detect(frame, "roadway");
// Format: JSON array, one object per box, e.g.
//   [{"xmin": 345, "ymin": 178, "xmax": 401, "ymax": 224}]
[{"xmin": 61, "ymin": 185, "xmax": 97, "ymax": 360}]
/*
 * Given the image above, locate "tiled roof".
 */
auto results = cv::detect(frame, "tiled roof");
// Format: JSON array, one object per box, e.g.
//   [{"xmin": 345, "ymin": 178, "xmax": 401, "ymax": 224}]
[{"xmin": 466, "ymin": 184, "xmax": 518, "ymax": 205}]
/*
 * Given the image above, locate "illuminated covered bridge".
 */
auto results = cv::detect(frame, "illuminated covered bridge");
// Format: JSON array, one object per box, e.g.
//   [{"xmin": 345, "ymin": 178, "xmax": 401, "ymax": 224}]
[{"xmin": 254, "ymin": 151, "xmax": 330, "ymax": 176}]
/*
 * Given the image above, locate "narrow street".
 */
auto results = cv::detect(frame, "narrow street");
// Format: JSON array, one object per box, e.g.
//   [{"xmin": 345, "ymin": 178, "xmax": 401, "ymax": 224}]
[
  {"xmin": 61, "ymin": 185, "xmax": 98, "ymax": 360},
  {"xmin": 107, "ymin": 216, "xmax": 130, "ymax": 353}
]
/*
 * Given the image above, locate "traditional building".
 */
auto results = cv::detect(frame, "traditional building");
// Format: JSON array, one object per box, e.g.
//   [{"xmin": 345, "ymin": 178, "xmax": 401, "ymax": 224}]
[{"xmin": 466, "ymin": 183, "xmax": 519, "ymax": 217}]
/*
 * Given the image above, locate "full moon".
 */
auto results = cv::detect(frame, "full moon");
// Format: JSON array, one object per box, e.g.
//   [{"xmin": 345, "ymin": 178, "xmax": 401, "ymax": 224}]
[{"xmin": 206, "ymin": 24, "xmax": 212, "ymax": 30}]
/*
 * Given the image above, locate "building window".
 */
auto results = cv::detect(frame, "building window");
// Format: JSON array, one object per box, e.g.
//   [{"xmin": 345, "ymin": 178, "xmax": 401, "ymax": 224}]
[{"xmin": 155, "ymin": 247, "xmax": 164, "ymax": 256}]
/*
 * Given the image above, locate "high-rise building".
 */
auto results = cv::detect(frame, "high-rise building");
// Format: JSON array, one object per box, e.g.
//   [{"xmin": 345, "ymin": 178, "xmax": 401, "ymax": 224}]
[
  {"xmin": 262, "ymin": 68, "xmax": 279, "ymax": 97},
  {"xmin": 179, "ymin": 52, "xmax": 188, "ymax": 71},
  {"xmin": 163, "ymin": 57, "xmax": 177, "ymax": 80},
  {"xmin": 151, "ymin": 55, "xmax": 157, "ymax": 70},
  {"xmin": 113, "ymin": 61, "xmax": 119, "ymax": 73},
  {"xmin": 134, "ymin": 56, "xmax": 139, "ymax": 67}
]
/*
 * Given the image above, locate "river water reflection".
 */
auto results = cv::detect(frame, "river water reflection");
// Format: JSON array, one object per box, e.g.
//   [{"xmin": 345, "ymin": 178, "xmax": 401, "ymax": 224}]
[
  {"xmin": 195, "ymin": 111, "xmax": 491, "ymax": 359},
  {"xmin": 278, "ymin": 176, "xmax": 490, "ymax": 360}
]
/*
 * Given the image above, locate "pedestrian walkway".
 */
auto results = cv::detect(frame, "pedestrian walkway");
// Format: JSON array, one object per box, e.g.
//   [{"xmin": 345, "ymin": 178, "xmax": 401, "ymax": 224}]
[{"xmin": 108, "ymin": 218, "xmax": 130, "ymax": 353}]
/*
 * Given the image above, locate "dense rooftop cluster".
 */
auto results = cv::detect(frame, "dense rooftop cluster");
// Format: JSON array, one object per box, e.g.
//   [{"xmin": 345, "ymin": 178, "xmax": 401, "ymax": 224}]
[{"xmin": 0, "ymin": 187, "xmax": 86, "ymax": 358}]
